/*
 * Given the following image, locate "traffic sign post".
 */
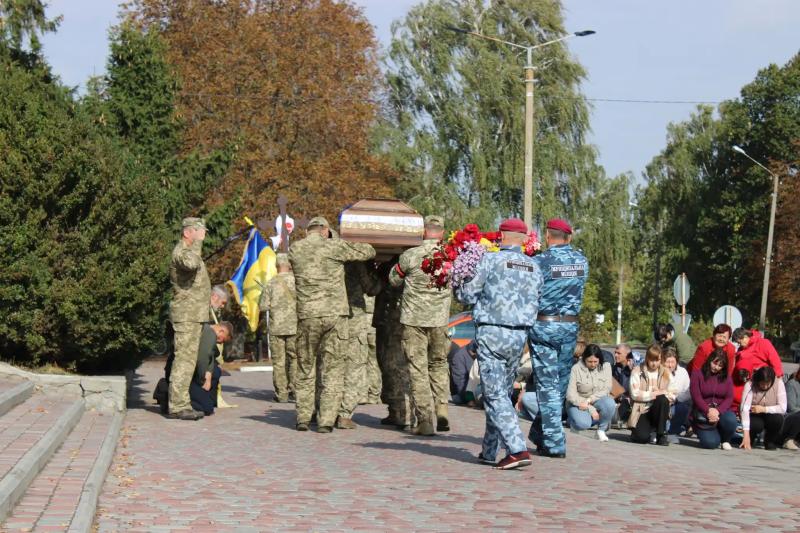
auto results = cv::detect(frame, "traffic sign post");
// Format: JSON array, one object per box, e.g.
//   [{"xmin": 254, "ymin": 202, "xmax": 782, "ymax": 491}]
[
  {"xmin": 712, "ymin": 305, "xmax": 743, "ymax": 330},
  {"xmin": 673, "ymin": 273, "xmax": 690, "ymax": 330}
]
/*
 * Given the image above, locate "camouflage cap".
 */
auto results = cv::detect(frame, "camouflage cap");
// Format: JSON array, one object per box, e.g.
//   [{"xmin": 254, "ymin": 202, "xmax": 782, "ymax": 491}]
[
  {"xmin": 276, "ymin": 253, "xmax": 290, "ymax": 266},
  {"xmin": 182, "ymin": 217, "xmax": 207, "ymax": 230},
  {"xmin": 307, "ymin": 216, "xmax": 330, "ymax": 229},
  {"xmin": 424, "ymin": 215, "xmax": 444, "ymax": 228}
]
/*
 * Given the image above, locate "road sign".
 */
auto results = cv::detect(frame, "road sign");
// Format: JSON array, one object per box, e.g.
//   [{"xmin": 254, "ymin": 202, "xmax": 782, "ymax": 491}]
[
  {"xmin": 713, "ymin": 305, "xmax": 743, "ymax": 329},
  {"xmin": 672, "ymin": 313, "xmax": 692, "ymax": 334},
  {"xmin": 673, "ymin": 273, "xmax": 690, "ymax": 306}
]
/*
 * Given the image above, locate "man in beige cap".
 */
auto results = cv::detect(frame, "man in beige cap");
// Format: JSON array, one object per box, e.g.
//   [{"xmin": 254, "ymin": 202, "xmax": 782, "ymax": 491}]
[
  {"xmin": 288, "ymin": 216, "xmax": 376, "ymax": 432},
  {"xmin": 260, "ymin": 253, "xmax": 298, "ymax": 403},
  {"xmin": 389, "ymin": 215, "xmax": 452, "ymax": 436},
  {"xmin": 168, "ymin": 217, "xmax": 211, "ymax": 420}
]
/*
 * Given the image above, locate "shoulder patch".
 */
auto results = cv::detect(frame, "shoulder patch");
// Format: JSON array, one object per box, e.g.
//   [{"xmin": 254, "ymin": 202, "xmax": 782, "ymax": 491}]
[
  {"xmin": 506, "ymin": 260, "xmax": 536, "ymax": 273},
  {"xmin": 550, "ymin": 264, "xmax": 586, "ymax": 279}
]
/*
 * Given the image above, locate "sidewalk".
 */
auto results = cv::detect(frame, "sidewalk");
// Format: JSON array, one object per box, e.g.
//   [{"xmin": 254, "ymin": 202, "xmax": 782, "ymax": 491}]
[{"xmin": 95, "ymin": 359, "xmax": 800, "ymax": 532}]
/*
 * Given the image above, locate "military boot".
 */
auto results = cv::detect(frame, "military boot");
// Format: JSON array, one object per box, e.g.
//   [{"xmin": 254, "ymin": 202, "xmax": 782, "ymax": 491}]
[
  {"xmin": 412, "ymin": 419, "xmax": 435, "ymax": 436},
  {"xmin": 380, "ymin": 405, "xmax": 400, "ymax": 426},
  {"xmin": 436, "ymin": 404, "xmax": 450, "ymax": 432},
  {"xmin": 336, "ymin": 416, "xmax": 357, "ymax": 429}
]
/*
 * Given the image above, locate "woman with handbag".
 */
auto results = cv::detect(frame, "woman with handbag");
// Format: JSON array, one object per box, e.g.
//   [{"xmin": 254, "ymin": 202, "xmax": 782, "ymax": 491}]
[
  {"xmin": 689, "ymin": 348, "xmax": 736, "ymax": 449},
  {"xmin": 628, "ymin": 344, "xmax": 677, "ymax": 446}
]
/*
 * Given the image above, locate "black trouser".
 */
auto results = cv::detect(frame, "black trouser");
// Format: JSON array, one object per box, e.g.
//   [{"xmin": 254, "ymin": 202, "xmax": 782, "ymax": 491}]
[
  {"xmin": 190, "ymin": 366, "xmax": 222, "ymax": 415},
  {"xmin": 631, "ymin": 395, "xmax": 670, "ymax": 443},
  {"xmin": 779, "ymin": 411, "xmax": 800, "ymax": 443},
  {"xmin": 749, "ymin": 412, "xmax": 784, "ymax": 447}
]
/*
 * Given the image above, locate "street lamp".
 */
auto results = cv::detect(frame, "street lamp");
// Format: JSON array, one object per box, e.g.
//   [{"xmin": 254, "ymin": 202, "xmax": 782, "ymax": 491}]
[
  {"xmin": 616, "ymin": 201, "xmax": 638, "ymax": 344},
  {"xmin": 446, "ymin": 26, "xmax": 596, "ymax": 227},
  {"xmin": 732, "ymin": 144, "xmax": 779, "ymax": 332}
]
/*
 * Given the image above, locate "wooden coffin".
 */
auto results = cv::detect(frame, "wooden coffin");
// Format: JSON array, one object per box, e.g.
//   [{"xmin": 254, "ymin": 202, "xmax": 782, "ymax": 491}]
[{"xmin": 339, "ymin": 198, "xmax": 424, "ymax": 260}]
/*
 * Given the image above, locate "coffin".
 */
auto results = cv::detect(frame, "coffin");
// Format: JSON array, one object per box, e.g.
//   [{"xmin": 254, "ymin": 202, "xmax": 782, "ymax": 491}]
[{"xmin": 339, "ymin": 198, "xmax": 424, "ymax": 260}]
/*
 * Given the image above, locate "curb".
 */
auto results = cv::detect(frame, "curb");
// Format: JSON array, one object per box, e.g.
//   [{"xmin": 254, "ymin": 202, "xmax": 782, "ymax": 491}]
[
  {"xmin": 67, "ymin": 411, "xmax": 125, "ymax": 533},
  {"xmin": 0, "ymin": 399, "xmax": 84, "ymax": 522},
  {"xmin": 0, "ymin": 381, "xmax": 34, "ymax": 418}
]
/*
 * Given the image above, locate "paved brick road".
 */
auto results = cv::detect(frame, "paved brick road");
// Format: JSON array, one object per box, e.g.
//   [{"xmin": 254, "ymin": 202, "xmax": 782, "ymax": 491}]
[{"xmin": 95, "ymin": 360, "xmax": 800, "ymax": 532}]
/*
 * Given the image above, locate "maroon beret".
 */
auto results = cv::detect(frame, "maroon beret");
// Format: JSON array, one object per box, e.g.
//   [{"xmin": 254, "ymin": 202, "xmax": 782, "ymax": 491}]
[
  {"xmin": 546, "ymin": 218, "xmax": 572, "ymax": 234},
  {"xmin": 499, "ymin": 218, "xmax": 528, "ymax": 234}
]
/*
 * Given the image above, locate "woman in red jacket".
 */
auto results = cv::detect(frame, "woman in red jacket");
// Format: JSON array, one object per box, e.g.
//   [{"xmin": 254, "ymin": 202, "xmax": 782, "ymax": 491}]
[
  {"xmin": 731, "ymin": 328, "xmax": 784, "ymax": 412},
  {"xmin": 687, "ymin": 324, "xmax": 735, "ymax": 376}
]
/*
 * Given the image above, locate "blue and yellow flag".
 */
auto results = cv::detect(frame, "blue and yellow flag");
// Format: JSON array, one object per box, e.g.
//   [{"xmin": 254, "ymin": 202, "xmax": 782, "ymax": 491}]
[{"xmin": 227, "ymin": 228, "xmax": 277, "ymax": 332}]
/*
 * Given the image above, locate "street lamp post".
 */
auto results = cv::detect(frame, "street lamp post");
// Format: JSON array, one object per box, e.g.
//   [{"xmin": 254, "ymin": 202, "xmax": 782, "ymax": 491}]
[
  {"xmin": 616, "ymin": 201, "xmax": 638, "ymax": 345},
  {"xmin": 446, "ymin": 26, "xmax": 596, "ymax": 227},
  {"xmin": 732, "ymin": 145, "xmax": 779, "ymax": 333}
]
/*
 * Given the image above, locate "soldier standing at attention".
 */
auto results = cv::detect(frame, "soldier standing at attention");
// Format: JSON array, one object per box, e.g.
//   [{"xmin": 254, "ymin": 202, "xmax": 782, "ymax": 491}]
[
  {"xmin": 168, "ymin": 217, "xmax": 211, "ymax": 420},
  {"xmin": 261, "ymin": 254, "xmax": 298, "ymax": 403},
  {"xmin": 336, "ymin": 261, "xmax": 381, "ymax": 428},
  {"xmin": 456, "ymin": 218, "xmax": 543, "ymax": 469},
  {"xmin": 389, "ymin": 215, "xmax": 452, "ymax": 436},
  {"xmin": 528, "ymin": 219, "xmax": 588, "ymax": 458},
  {"xmin": 288, "ymin": 217, "xmax": 375, "ymax": 433}
]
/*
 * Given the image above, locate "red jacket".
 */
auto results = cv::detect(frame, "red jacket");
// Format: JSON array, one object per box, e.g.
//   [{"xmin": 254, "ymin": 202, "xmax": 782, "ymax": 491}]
[
  {"xmin": 732, "ymin": 330, "xmax": 783, "ymax": 409},
  {"xmin": 687, "ymin": 339, "xmax": 736, "ymax": 376}
]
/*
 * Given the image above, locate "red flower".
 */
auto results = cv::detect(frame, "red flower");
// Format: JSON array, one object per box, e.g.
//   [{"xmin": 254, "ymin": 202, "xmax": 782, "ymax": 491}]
[{"xmin": 421, "ymin": 258, "xmax": 431, "ymax": 272}]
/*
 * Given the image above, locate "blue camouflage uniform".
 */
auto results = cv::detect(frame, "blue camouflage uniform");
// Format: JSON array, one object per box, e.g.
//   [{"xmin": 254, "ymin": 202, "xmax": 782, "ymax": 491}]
[
  {"xmin": 528, "ymin": 243, "xmax": 588, "ymax": 455},
  {"xmin": 456, "ymin": 245, "xmax": 543, "ymax": 460}
]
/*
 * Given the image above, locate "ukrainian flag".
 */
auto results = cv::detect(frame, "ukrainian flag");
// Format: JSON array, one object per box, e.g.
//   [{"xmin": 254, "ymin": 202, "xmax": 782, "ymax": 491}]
[{"xmin": 227, "ymin": 228, "xmax": 277, "ymax": 332}]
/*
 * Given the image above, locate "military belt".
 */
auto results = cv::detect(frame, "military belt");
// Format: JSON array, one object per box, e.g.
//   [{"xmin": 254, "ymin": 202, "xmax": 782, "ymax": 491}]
[
  {"xmin": 536, "ymin": 314, "xmax": 579, "ymax": 323},
  {"xmin": 475, "ymin": 323, "xmax": 528, "ymax": 330}
]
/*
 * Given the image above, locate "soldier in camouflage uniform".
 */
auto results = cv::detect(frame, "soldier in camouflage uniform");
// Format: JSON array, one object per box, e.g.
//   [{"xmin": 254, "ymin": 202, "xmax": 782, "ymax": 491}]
[
  {"xmin": 261, "ymin": 254, "xmax": 298, "ymax": 403},
  {"xmin": 337, "ymin": 261, "xmax": 382, "ymax": 428},
  {"xmin": 168, "ymin": 217, "xmax": 211, "ymax": 420},
  {"xmin": 363, "ymin": 295, "xmax": 382, "ymax": 404},
  {"xmin": 456, "ymin": 218, "xmax": 543, "ymax": 470},
  {"xmin": 527, "ymin": 219, "xmax": 588, "ymax": 458},
  {"xmin": 388, "ymin": 215, "xmax": 451, "ymax": 436},
  {"xmin": 374, "ymin": 281, "xmax": 412, "ymax": 429},
  {"xmin": 288, "ymin": 216, "xmax": 375, "ymax": 433}
]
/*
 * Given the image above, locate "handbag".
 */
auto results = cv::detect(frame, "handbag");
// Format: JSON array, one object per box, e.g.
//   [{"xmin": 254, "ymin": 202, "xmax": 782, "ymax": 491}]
[{"xmin": 692, "ymin": 402, "xmax": 718, "ymax": 428}]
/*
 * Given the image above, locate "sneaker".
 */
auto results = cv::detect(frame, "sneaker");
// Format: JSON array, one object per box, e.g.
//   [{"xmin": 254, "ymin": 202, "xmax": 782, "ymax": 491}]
[
  {"xmin": 596, "ymin": 430, "xmax": 609, "ymax": 442},
  {"xmin": 316, "ymin": 426, "xmax": 333, "ymax": 434},
  {"xmin": 656, "ymin": 435, "xmax": 669, "ymax": 446},
  {"xmin": 721, "ymin": 442, "xmax": 733, "ymax": 451},
  {"xmin": 335, "ymin": 417, "xmax": 357, "ymax": 430},
  {"xmin": 477, "ymin": 453, "xmax": 496, "ymax": 465},
  {"xmin": 784, "ymin": 439, "xmax": 800, "ymax": 451},
  {"xmin": 494, "ymin": 451, "xmax": 532, "ymax": 470}
]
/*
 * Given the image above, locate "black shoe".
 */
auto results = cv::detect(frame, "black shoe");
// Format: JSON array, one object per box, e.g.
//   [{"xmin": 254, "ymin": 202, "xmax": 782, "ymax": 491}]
[
  {"xmin": 536, "ymin": 448, "xmax": 566, "ymax": 459},
  {"xmin": 477, "ymin": 452, "xmax": 496, "ymax": 465},
  {"xmin": 287, "ymin": 392, "xmax": 297, "ymax": 403},
  {"xmin": 656, "ymin": 435, "xmax": 669, "ymax": 446},
  {"xmin": 436, "ymin": 416, "xmax": 450, "ymax": 432},
  {"xmin": 765, "ymin": 442, "xmax": 777, "ymax": 451},
  {"xmin": 380, "ymin": 416, "xmax": 399, "ymax": 426}
]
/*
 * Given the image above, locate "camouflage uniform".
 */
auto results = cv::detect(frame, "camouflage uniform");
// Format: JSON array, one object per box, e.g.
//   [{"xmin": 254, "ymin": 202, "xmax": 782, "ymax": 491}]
[
  {"xmin": 168, "ymin": 219, "xmax": 211, "ymax": 414},
  {"xmin": 374, "ymin": 284, "xmax": 412, "ymax": 426},
  {"xmin": 389, "ymin": 235, "xmax": 451, "ymax": 429},
  {"xmin": 288, "ymin": 221, "xmax": 375, "ymax": 429},
  {"xmin": 364, "ymin": 295, "xmax": 382, "ymax": 403},
  {"xmin": 261, "ymin": 259, "xmax": 297, "ymax": 402},
  {"xmin": 527, "ymin": 244, "xmax": 588, "ymax": 455},
  {"xmin": 456, "ymin": 245, "xmax": 543, "ymax": 459},
  {"xmin": 338, "ymin": 262, "xmax": 381, "ymax": 421}
]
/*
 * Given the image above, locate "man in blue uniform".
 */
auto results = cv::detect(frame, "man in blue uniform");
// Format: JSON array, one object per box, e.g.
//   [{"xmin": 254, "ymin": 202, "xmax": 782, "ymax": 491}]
[
  {"xmin": 528, "ymin": 218, "xmax": 588, "ymax": 458},
  {"xmin": 456, "ymin": 218, "xmax": 543, "ymax": 470}
]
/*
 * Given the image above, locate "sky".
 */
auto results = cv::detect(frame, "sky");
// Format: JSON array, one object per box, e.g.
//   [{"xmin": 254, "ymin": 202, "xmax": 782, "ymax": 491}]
[{"xmin": 40, "ymin": 0, "xmax": 800, "ymax": 181}]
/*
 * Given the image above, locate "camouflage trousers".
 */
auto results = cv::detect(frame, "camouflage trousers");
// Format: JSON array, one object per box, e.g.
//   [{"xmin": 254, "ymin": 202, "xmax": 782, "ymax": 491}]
[
  {"xmin": 365, "ymin": 326, "xmax": 382, "ymax": 402},
  {"xmin": 477, "ymin": 325, "xmax": 528, "ymax": 458},
  {"xmin": 295, "ymin": 316, "xmax": 347, "ymax": 428},
  {"xmin": 401, "ymin": 325, "xmax": 449, "ymax": 425},
  {"xmin": 269, "ymin": 334, "xmax": 297, "ymax": 402},
  {"xmin": 376, "ymin": 323, "xmax": 412, "ymax": 424},
  {"xmin": 339, "ymin": 314, "xmax": 368, "ymax": 419},
  {"xmin": 168, "ymin": 321, "xmax": 203, "ymax": 413},
  {"xmin": 528, "ymin": 321, "xmax": 579, "ymax": 454}
]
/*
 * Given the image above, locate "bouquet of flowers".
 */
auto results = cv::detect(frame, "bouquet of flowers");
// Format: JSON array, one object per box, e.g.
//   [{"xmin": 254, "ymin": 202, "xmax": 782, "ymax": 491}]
[{"xmin": 421, "ymin": 223, "xmax": 540, "ymax": 290}]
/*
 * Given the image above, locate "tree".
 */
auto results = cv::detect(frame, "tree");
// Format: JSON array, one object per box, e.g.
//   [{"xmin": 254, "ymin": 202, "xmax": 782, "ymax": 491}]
[
  {"xmin": 126, "ymin": 0, "xmax": 395, "ymax": 279},
  {"xmin": 0, "ymin": 0, "xmax": 59, "ymax": 54},
  {"xmin": 771, "ymin": 145, "xmax": 800, "ymax": 333}
]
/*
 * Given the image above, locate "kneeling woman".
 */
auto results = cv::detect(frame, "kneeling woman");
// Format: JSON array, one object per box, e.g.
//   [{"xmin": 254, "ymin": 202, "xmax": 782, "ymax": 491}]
[
  {"xmin": 566, "ymin": 344, "xmax": 615, "ymax": 442},
  {"xmin": 628, "ymin": 344, "xmax": 676, "ymax": 446},
  {"xmin": 690, "ymin": 348, "xmax": 737, "ymax": 449},
  {"xmin": 740, "ymin": 366, "xmax": 787, "ymax": 450}
]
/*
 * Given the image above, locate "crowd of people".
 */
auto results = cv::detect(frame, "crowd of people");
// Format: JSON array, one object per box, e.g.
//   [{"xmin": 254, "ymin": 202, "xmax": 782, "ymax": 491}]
[{"xmin": 157, "ymin": 214, "xmax": 798, "ymax": 471}]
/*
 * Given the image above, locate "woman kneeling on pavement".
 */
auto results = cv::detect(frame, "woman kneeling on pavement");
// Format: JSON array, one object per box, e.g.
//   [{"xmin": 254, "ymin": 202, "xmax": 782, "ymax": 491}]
[
  {"xmin": 740, "ymin": 366, "xmax": 786, "ymax": 451},
  {"xmin": 690, "ymin": 348, "xmax": 737, "ymax": 450},
  {"xmin": 628, "ymin": 344, "xmax": 676, "ymax": 446},
  {"xmin": 566, "ymin": 344, "xmax": 615, "ymax": 442}
]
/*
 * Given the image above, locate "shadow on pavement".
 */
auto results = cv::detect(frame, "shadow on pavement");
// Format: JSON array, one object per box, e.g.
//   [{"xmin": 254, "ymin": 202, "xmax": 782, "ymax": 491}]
[
  {"xmin": 359, "ymin": 440, "xmax": 479, "ymax": 465},
  {"xmin": 224, "ymin": 384, "xmax": 272, "ymax": 401},
  {"xmin": 243, "ymin": 409, "xmax": 297, "ymax": 431}
]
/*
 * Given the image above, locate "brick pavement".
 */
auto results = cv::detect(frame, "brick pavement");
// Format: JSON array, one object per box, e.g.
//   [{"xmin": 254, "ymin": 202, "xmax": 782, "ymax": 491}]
[{"xmin": 95, "ymin": 360, "xmax": 800, "ymax": 532}]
